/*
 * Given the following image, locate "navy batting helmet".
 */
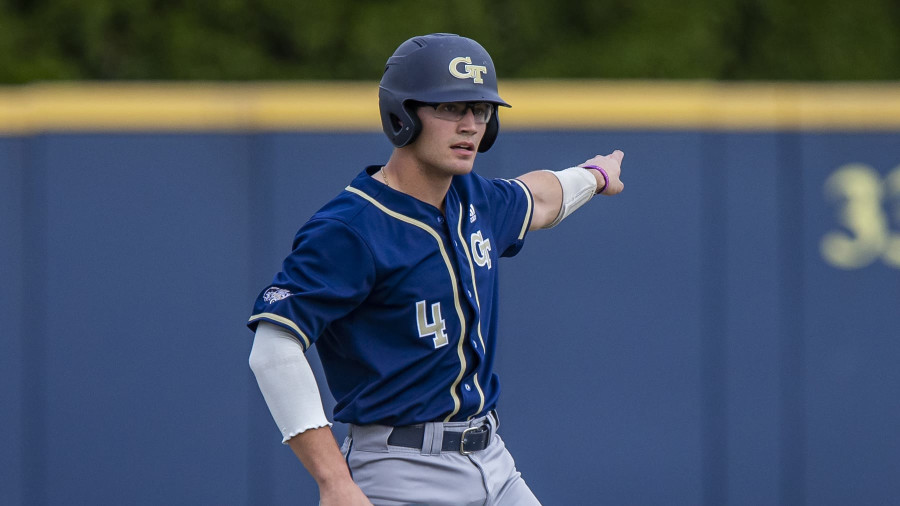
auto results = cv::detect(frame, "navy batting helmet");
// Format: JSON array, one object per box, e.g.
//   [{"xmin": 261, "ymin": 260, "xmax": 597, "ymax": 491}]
[{"xmin": 379, "ymin": 33, "xmax": 511, "ymax": 153}]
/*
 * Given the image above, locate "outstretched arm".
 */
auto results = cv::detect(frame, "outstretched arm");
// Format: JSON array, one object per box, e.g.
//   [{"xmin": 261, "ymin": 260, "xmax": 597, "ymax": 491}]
[{"xmin": 517, "ymin": 150, "xmax": 625, "ymax": 230}]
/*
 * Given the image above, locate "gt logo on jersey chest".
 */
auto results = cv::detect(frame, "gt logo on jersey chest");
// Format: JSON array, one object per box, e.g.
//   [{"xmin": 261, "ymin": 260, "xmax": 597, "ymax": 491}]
[{"xmin": 470, "ymin": 230, "xmax": 492, "ymax": 269}]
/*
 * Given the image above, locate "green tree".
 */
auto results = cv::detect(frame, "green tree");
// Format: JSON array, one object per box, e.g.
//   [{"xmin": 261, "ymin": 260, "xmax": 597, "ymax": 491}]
[{"xmin": 0, "ymin": 0, "xmax": 898, "ymax": 83}]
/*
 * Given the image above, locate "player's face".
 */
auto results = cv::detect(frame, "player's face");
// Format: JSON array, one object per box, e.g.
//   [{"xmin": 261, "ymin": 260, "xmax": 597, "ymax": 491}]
[{"xmin": 411, "ymin": 103, "xmax": 487, "ymax": 177}]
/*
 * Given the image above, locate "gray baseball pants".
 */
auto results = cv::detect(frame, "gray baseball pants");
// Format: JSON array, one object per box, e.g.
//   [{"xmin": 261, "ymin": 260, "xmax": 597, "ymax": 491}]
[{"xmin": 341, "ymin": 411, "xmax": 541, "ymax": 506}]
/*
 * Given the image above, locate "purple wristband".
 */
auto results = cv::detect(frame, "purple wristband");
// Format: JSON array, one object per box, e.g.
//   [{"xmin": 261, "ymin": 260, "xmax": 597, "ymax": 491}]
[{"xmin": 582, "ymin": 165, "xmax": 609, "ymax": 194}]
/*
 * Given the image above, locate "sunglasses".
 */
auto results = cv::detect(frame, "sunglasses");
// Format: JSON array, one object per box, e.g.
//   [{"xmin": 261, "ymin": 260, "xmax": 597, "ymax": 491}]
[{"xmin": 423, "ymin": 102, "xmax": 494, "ymax": 124}]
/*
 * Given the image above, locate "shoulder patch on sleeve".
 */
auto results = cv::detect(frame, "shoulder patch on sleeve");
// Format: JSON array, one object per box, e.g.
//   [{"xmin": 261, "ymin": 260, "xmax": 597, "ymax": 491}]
[{"xmin": 262, "ymin": 286, "xmax": 293, "ymax": 304}]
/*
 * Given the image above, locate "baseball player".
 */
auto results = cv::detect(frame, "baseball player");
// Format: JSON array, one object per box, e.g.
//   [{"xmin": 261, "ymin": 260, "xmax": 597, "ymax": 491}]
[{"xmin": 248, "ymin": 33, "xmax": 624, "ymax": 505}]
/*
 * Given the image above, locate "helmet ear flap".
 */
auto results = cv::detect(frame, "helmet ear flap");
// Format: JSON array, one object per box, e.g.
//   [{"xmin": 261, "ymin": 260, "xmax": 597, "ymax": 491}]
[
  {"xmin": 477, "ymin": 109, "xmax": 500, "ymax": 153},
  {"xmin": 395, "ymin": 103, "xmax": 423, "ymax": 148},
  {"xmin": 379, "ymin": 93, "xmax": 422, "ymax": 148}
]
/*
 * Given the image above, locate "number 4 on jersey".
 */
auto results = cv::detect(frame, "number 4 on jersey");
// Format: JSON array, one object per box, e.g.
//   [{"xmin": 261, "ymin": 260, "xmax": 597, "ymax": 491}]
[{"xmin": 416, "ymin": 300, "xmax": 449, "ymax": 348}]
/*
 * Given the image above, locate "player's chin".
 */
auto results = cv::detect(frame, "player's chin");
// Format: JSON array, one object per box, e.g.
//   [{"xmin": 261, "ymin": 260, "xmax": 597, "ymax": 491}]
[
  {"xmin": 447, "ymin": 150, "xmax": 477, "ymax": 169},
  {"xmin": 445, "ymin": 159, "xmax": 476, "ymax": 176}
]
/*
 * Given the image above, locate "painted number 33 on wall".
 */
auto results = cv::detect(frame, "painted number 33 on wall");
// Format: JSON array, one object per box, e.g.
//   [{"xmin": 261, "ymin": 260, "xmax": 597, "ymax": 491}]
[{"xmin": 821, "ymin": 163, "xmax": 900, "ymax": 270}]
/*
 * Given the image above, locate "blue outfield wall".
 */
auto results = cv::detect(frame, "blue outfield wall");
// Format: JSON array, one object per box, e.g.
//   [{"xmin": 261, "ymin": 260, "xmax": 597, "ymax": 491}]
[{"xmin": 2, "ymin": 100, "xmax": 900, "ymax": 504}]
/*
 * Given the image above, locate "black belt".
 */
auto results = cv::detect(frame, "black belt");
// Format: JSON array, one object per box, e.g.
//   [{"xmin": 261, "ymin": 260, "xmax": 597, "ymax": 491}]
[{"xmin": 388, "ymin": 423, "xmax": 491, "ymax": 455}]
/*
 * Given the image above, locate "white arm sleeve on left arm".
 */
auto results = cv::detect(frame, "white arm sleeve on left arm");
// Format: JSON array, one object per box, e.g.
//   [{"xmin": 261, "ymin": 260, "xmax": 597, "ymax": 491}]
[{"xmin": 249, "ymin": 321, "xmax": 331, "ymax": 443}]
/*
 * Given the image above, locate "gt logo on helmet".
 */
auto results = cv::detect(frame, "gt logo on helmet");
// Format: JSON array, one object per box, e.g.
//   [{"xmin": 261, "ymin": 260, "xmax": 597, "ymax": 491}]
[{"xmin": 449, "ymin": 57, "xmax": 487, "ymax": 84}]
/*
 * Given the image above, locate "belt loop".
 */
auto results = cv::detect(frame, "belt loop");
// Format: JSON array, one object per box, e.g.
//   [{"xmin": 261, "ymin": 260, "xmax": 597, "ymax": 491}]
[
  {"xmin": 488, "ymin": 410, "xmax": 499, "ymax": 440},
  {"xmin": 422, "ymin": 422, "xmax": 443, "ymax": 456},
  {"xmin": 348, "ymin": 423, "xmax": 392, "ymax": 452}
]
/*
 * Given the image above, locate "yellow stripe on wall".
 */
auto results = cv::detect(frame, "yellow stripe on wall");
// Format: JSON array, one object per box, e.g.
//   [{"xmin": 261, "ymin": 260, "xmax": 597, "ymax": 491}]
[
  {"xmin": 501, "ymin": 81, "xmax": 900, "ymax": 131},
  {"xmin": 0, "ymin": 82, "xmax": 381, "ymax": 134},
  {"xmin": 2, "ymin": 81, "xmax": 900, "ymax": 134}
]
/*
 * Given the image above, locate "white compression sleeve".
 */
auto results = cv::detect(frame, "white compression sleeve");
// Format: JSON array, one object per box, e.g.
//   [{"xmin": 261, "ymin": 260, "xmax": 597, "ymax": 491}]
[
  {"xmin": 249, "ymin": 321, "xmax": 331, "ymax": 443},
  {"xmin": 543, "ymin": 167, "xmax": 598, "ymax": 228}
]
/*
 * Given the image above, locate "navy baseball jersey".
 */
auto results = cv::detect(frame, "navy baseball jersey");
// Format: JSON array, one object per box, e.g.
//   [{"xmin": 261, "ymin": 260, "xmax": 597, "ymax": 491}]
[{"xmin": 248, "ymin": 165, "xmax": 534, "ymax": 426}]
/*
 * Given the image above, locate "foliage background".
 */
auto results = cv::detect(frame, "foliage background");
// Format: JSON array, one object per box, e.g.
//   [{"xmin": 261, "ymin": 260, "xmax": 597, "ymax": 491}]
[{"xmin": 1, "ymin": 0, "xmax": 899, "ymax": 83}]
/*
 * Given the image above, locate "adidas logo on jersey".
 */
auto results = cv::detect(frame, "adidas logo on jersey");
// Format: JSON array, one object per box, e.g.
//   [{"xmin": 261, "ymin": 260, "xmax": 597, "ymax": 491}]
[{"xmin": 469, "ymin": 204, "xmax": 477, "ymax": 223}]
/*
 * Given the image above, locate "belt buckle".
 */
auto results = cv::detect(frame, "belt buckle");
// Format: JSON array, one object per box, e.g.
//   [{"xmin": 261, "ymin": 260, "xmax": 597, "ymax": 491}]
[{"xmin": 460, "ymin": 426, "xmax": 479, "ymax": 455}]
